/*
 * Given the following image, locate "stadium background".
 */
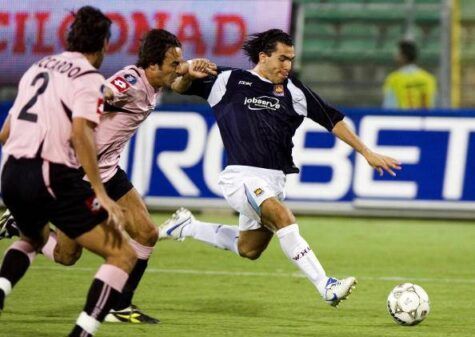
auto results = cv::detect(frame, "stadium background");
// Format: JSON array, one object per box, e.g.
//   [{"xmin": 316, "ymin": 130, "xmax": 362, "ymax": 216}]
[
  {"xmin": 0, "ymin": 0, "xmax": 473, "ymax": 219},
  {"xmin": 0, "ymin": 2, "xmax": 474, "ymax": 337}
]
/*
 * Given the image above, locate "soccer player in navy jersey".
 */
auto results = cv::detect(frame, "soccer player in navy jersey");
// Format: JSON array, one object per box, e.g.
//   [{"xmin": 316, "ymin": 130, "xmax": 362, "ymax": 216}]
[{"xmin": 161, "ymin": 29, "xmax": 401, "ymax": 307}]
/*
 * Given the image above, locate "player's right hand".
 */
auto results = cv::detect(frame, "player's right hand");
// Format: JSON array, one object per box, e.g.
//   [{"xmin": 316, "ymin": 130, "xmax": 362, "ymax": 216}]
[
  {"xmin": 188, "ymin": 59, "xmax": 218, "ymax": 78},
  {"xmin": 362, "ymin": 148, "xmax": 402, "ymax": 176},
  {"xmin": 98, "ymin": 195, "xmax": 126, "ymax": 247}
]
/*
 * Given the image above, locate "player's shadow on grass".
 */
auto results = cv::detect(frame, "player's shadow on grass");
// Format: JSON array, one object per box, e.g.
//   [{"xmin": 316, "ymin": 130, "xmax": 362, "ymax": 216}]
[
  {"xmin": 5, "ymin": 303, "xmax": 84, "ymax": 320},
  {"xmin": 189, "ymin": 298, "xmax": 329, "ymax": 325},
  {"xmin": 189, "ymin": 298, "xmax": 263, "ymax": 317}
]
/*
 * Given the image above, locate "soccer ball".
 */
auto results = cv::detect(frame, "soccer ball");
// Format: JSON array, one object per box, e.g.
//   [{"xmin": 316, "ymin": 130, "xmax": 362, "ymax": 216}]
[{"xmin": 387, "ymin": 283, "xmax": 430, "ymax": 326}]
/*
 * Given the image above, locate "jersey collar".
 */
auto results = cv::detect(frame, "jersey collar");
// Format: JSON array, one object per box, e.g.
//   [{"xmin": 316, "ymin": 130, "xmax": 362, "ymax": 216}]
[{"xmin": 247, "ymin": 70, "xmax": 273, "ymax": 83}]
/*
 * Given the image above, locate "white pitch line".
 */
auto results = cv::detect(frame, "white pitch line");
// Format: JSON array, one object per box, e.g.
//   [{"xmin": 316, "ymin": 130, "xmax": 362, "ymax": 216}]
[{"xmin": 29, "ymin": 266, "xmax": 475, "ymax": 284}]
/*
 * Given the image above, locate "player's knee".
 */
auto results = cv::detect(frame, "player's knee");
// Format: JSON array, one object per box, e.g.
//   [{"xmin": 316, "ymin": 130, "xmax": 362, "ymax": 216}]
[
  {"xmin": 239, "ymin": 249, "xmax": 262, "ymax": 260},
  {"xmin": 261, "ymin": 200, "xmax": 295, "ymax": 230},
  {"xmin": 277, "ymin": 212, "xmax": 295, "ymax": 228},
  {"xmin": 54, "ymin": 248, "xmax": 82, "ymax": 266},
  {"xmin": 265, "ymin": 208, "xmax": 295, "ymax": 230},
  {"xmin": 238, "ymin": 244, "xmax": 263, "ymax": 260},
  {"xmin": 131, "ymin": 222, "xmax": 158, "ymax": 247}
]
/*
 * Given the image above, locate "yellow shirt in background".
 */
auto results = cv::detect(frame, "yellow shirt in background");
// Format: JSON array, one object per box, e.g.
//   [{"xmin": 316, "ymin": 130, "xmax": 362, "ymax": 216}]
[{"xmin": 383, "ymin": 65, "xmax": 437, "ymax": 109}]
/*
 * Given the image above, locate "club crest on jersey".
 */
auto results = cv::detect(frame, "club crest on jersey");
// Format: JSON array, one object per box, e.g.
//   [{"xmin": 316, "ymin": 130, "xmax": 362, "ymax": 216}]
[
  {"xmin": 85, "ymin": 196, "xmax": 102, "ymax": 213},
  {"xmin": 111, "ymin": 76, "xmax": 130, "ymax": 93},
  {"xmin": 254, "ymin": 188, "xmax": 264, "ymax": 196},
  {"xmin": 124, "ymin": 73, "xmax": 137, "ymax": 84},
  {"xmin": 273, "ymin": 84, "xmax": 284, "ymax": 96},
  {"xmin": 244, "ymin": 96, "xmax": 281, "ymax": 111}
]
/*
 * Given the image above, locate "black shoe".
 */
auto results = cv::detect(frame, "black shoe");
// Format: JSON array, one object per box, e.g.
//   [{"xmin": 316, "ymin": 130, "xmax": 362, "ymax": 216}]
[
  {"xmin": 104, "ymin": 304, "xmax": 160, "ymax": 324},
  {"xmin": 0, "ymin": 210, "xmax": 19, "ymax": 240},
  {"xmin": 0, "ymin": 289, "xmax": 5, "ymax": 313}
]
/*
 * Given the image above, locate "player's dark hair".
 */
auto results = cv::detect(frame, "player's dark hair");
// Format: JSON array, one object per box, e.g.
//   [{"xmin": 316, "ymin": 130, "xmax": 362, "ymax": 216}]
[
  {"xmin": 67, "ymin": 6, "xmax": 111, "ymax": 53},
  {"xmin": 242, "ymin": 29, "xmax": 293, "ymax": 64},
  {"xmin": 398, "ymin": 40, "xmax": 418, "ymax": 63},
  {"xmin": 136, "ymin": 29, "xmax": 182, "ymax": 68}
]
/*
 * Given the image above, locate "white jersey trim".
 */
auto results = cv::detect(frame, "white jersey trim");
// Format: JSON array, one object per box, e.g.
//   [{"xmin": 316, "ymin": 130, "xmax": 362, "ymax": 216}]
[
  {"xmin": 208, "ymin": 70, "xmax": 232, "ymax": 107},
  {"xmin": 287, "ymin": 79, "xmax": 307, "ymax": 117}
]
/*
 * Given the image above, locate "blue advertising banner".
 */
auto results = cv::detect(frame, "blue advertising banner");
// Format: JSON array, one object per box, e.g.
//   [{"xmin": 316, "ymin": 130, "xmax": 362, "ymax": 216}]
[
  {"xmin": 0, "ymin": 103, "xmax": 474, "ymax": 217},
  {"xmin": 118, "ymin": 106, "xmax": 475, "ymax": 211}
]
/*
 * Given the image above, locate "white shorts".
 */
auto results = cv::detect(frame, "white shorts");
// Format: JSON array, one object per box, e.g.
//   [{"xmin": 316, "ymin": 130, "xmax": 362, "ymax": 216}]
[{"xmin": 218, "ymin": 165, "xmax": 286, "ymax": 231}]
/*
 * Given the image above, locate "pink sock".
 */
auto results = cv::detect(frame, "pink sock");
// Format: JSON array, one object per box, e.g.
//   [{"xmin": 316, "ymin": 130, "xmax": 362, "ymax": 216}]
[
  {"xmin": 41, "ymin": 232, "xmax": 57, "ymax": 261},
  {"xmin": 129, "ymin": 239, "xmax": 154, "ymax": 260},
  {"xmin": 95, "ymin": 264, "xmax": 129, "ymax": 292}
]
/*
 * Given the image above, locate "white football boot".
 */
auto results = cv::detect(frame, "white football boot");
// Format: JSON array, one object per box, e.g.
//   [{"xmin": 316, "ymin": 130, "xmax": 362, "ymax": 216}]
[
  {"xmin": 322, "ymin": 276, "xmax": 357, "ymax": 307},
  {"xmin": 158, "ymin": 207, "xmax": 194, "ymax": 241}
]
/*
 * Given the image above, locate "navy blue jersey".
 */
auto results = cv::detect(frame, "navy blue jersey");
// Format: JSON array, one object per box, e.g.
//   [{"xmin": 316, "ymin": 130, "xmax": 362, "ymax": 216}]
[{"xmin": 184, "ymin": 68, "xmax": 344, "ymax": 174}]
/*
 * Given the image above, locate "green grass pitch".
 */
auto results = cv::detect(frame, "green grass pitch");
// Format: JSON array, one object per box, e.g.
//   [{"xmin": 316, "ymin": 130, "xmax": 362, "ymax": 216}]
[{"xmin": 0, "ymin": 213, "xmax": 474, "ymax": 337}]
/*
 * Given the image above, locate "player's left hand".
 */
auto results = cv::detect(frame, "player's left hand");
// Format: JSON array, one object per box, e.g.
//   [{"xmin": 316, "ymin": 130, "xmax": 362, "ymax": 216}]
[
  {"xmin": 362, "ymin": 148, "xmax": 402, "ymax": 176},
  {"xmin": 103, "ymin": 86, "xmax": 114, "ymax": 101}
]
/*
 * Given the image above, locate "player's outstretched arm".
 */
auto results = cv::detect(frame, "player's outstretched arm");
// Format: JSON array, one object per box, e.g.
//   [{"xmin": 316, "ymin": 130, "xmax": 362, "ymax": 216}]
[
  {"xmin": 71, "ymin": 117, "xmax": 126, "ymax": 241},
  {"xmin": 332, "ymin": 120, "xmax": 402, "ymax": 176},
  {"xmin": 172, "ymin": 59, "xmax": 217, "ymax": 93}
]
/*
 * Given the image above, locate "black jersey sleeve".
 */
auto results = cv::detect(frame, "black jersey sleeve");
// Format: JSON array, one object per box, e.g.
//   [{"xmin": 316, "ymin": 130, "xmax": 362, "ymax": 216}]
[
  {"xmin": 182, "ymin": 66, "xmax": 234, "ymax": 99},
  {"xmin": 290, "ymin": 76, "xmax": 345, "ymax": 131}
]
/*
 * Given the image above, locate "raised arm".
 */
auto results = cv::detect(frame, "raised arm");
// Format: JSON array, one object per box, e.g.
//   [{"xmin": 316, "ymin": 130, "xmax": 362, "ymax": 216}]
[{"xmin": 172, "ymin": 59, "xmax": 217, "ymax": 93}]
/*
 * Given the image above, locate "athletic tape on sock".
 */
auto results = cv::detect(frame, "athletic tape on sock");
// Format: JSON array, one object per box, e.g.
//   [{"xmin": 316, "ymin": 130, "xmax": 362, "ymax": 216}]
[
  {"xmin": 76, "ymin": 311, "xmax": 100, "ymax": 335},
  {"xmin": 0, "ymin": 277, "xmax": 12, "ymax": 296}
]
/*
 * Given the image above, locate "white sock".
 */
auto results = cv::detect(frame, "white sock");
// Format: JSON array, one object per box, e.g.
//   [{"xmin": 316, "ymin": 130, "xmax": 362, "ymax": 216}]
[
  {"xmin": 276, "ymin": 224, "xmax": 328, "ymax": 296},
  {"xmin": 182, "ymin": 220, "xmax": 239, "ymax": 255}
]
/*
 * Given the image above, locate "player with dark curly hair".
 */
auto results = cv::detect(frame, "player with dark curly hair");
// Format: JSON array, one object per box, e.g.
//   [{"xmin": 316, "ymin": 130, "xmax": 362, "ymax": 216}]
[
  {"xmin": 161, "ymin": 28, "xmax": 401, "ymax": 308},
  {"xmin": 0, "ymin": 6, "xmax": 140, "ymax": 337},
  {"xmin": 0, "ymin": 28, "xmax": 217, "ymax": 326}
]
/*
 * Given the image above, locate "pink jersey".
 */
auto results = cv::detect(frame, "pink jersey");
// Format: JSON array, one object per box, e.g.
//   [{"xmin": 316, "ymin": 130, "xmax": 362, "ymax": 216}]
[
  {"xmin": 4, "ymin": 52, "xmax": 105, "ymax": 168},
  {"xmin": 95, "ymin": 65, "xmax": 161, "ymax": 182}
]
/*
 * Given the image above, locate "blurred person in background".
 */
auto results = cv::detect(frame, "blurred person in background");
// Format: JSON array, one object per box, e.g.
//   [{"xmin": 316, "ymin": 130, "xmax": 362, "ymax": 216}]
[{"xmin": 383, "ymin": 40, "xmax": 437, "ymax": 109}]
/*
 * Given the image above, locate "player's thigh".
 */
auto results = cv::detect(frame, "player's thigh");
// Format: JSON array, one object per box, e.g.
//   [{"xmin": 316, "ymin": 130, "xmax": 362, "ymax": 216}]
[
  {"xmin": 116, "ymin": 187, "xmax": 157, "ymax": 245},
  {"xmin": 104, "ymin": 168, "xmax": 157, "ymax": 244},
  {"xmin": 54, "ymin": 229, "xmax": 83, "ymax": 266},
  {"xmin": 75, "ymin": 221, "xmax": 136, "ymax": 273},
  {"xmin": 260, "ymin": 198, "xmax": 296, "ymax": 231},
  {"xmin": 220, "ymin": 175, "xmax": 275, "ymax": 225}
]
